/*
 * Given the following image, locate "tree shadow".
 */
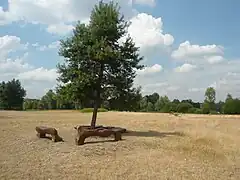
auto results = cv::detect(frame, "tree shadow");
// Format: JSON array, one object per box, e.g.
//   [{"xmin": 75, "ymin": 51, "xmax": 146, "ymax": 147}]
[
  {"xmin": 84, "ymin": 139, "xmax": 126, "ymax": 145},
  {"xmin": 82, "ymin": 130, "xmax": 184, "ymax": 145},
  {"xmin": 123, "ymin": 130, "xmax": 184, "ymax": 138}
]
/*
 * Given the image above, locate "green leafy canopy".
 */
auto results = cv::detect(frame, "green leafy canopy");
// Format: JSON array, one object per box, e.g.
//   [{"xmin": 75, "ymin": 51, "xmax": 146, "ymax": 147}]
[{"xmin": 56, "ymin": 1, "xmax": 144, "ymax": 126}]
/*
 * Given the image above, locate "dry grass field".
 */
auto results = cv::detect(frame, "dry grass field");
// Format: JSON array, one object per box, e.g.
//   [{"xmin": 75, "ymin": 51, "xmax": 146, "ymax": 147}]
[{"xmin": 0, "ymin": 110, "xmax": 240, "ymax": 180}]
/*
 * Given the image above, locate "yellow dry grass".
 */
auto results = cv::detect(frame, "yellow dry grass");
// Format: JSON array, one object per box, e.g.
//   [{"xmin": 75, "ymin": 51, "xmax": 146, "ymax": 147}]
[{"xmin": 0, "ymin": 110, "xmax": 240, "ymax": 180}]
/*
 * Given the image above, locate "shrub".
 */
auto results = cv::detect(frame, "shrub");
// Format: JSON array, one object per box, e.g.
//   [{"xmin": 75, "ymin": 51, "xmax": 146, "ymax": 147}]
[
  {"xmin": 202, "ymin": 103, "xmax": 210, "ymax": 114},
  {"xmin": 176, "ymin": 103, "xmax": 193, "ymax": 113},
  {"xmin": 223, "ymin": 99, "xmax": 240, "ymax": 114},
  {"xmin": 80, "ymin": 108, "xmax": 108, "ymax": 113},
  {"xmin": 194, "ymin": 108, "xmax": 203, "ymax": 114},
  {"xmin": 188, "ymin": 107, "xmax": 197, "ymax": 114},
  {"xmin": 188, "ymin": 108, "xmax": 202, "ymax": 114},
  {"xmin": 160, "ymin": 104, "xmax": 171, "ymax": 113},
  {"xmin": 210, "ymin": 110, "xmax": 219, "ymax": 114}
]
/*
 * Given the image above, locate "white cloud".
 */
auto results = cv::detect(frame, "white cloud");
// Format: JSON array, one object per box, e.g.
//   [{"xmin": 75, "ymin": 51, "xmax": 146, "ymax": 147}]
[
  {"xmin": 144, "ymin": 82, "xmax": 168, "ymax": 88},
  {"xmin": 137, "ymin": 64, "xmax": 163, "ymax": 75},
  {"xmin": 0, "ymin": 35, "xmax": 29, "ymax": 78},
  {"xmin": 188, "ymin": 88, "xmax": 205, "ymax": 93},
  {"xmin": 0, "ymin": 35, "xmax": 58, "ymax": 98},
  {"xmin": 0, "ymin": 6, "xmax": 14, "ymax": 25},
  {"xmin": 32, "ymin": 42, "xmax": 39, "ymax": 47},
  {"xmin": 46, "ymin": 23, "xmax": 74, "ymax": 35},
  {"xmin": 1, "ymin": 57, "xmax": 58, "ymax": 98},
  {"xmin": 172, "ymin": 41, "xmax": 223, "ymax": 59},
  {"xmin": 0, "ymin": 0, "xmax": 137, "ymax": 29},
  {"xmin": 166, "ymin": 86, "xmax": 179, "ymax": 91},
  {"xmin": 17, "ymin": 67, "xmax": 58, "ymax": 82},
  {"xmin": 205, "ymin": 55, "xmax": 224, "ymax": 64},
  {"xmin": 0, "ymin": 35, "xmax": 26, "ymax": 58},
  {"xmin": 37, "ymin": 41, "xmax": 60, "ymax": 51},
  {"xmin": 124, "ymin": 13, "xmax": 174, "ymax": 55},
  {"xmin": 139, "ymin": 81, "xmax": 180, "ymax": 97},
  {"xmin": 0, "ymin": 57, "xmax": 32, "ymax": 75},
  {"xmin": 174, "ymin": 63, "xmax": 197, "ymax": 73}
]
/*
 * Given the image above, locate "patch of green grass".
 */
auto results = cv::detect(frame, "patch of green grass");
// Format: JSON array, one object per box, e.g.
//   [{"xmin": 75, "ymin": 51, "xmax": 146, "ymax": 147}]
[{"xmin": 80, "ymin": 108, "xmax": 108, "ymax": 113}]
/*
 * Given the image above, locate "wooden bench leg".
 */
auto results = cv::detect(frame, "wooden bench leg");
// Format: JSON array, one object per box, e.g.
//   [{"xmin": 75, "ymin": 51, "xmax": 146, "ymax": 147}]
[
  {"xmin": 79, "ymin": 137, "xmax": 85, "ymax": 145},
  {"xmin": 75, "ymin": 136, "xmax": 85, "ymax": 145},
  {"xmin": 114, "ymin": 132, "xmax": 122, "ymax": 141}
]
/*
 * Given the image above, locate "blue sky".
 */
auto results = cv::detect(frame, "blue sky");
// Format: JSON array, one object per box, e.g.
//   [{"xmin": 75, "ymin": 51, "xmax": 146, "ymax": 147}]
[{"xmin": 0, "ymin": 0, "xmax": 240, "ymax": 101}]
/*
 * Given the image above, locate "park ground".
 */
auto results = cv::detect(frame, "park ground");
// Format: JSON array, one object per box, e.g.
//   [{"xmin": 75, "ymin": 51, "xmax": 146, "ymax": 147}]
[{"xmin": 0, "ymin": 111, "xmax": 240, "ymax": 180}]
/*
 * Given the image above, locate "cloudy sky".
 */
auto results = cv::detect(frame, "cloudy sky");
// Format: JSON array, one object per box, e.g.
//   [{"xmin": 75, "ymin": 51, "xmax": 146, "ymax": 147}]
[{"xmin": 1, "ymin": 0, "xmax": 240, "ymax": 102}]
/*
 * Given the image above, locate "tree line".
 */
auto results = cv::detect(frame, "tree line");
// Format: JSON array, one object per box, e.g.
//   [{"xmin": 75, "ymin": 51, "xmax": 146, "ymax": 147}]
[{"xmin": 1, "ymin": 78, "xmax": 240, "ymax": 115}]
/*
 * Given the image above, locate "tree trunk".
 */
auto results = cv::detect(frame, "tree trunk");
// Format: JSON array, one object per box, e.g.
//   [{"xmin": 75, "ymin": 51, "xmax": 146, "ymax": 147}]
[
  {"xmin": 90, "ymin": 64, "xmax": 104, "ymax": 128},
  {"xmin": 91, "ymin": 89, "xmax": 100, "ymax": 128}
]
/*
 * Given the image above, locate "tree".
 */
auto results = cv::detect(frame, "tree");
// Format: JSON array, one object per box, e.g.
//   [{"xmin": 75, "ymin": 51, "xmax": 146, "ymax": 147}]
[
  {"xmin": 146, "ymin": 102, "xmax": 154, "ymax": 112},
  {"xmin": 107, "ymin": 86, "xmax": 142, "ymax": 111},
  {"xmin": 225, "ymin": 93, "xmax": 233, "ymax": 101},
  {"xmin": 41, "ymin": 90, "xmax": 57, "ymax": 110},
  {"xmin": 139, "ymin": 96, "xmax": 148, "ymax": 111},
  {"xmin": 223, "ymin": 94, "xmax": 240, "ymax": 114},
  {"xmin": 216, "ymin": 100, "xmax": 224, "ymax": 113},
  {"xmin": 223, "ymin": 98, "xmax": 240, "ymax": 114},
  {"xmin": 55, "ymin": 85, "xmax": 76, "ymax": 109},
  {"xmin": 147, "ymin": 92, "xmax": 159, "ymax": 105},
  {"xmin": 155, "ymin": 96, "xmax": 170, "ymax": 112},
  {"xmin": 57, "ymin": 1, "xmax": 143, "ymax": 128},
  {"xmin": 176, "ymin": 102, "xmax": 193, "ymax": 113},
  {"xmin": 202, "ymin": 102, "xmax": 210, "ymax": 114},
  {"xmin": 204, "ymin": 87, "xmax": 216, "ymax": 110},
  {"xmin": 23, "ymin": 99, "xmax": 40, "ymax": 110},
  {"xmin": 172, "ymin": 99, "xmax": 180, "ymax": 104},
  {"xmin": 0, "ymin": 81, "xmax": 8, "ymax": 109},
  {"xmin": 0, "ymin": 79, "xmax": 26, "ymax": 110}
]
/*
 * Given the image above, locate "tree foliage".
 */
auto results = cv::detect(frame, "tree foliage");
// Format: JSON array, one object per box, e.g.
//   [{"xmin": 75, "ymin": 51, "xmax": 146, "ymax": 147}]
[
  {"xmin": 0, "ymin": 79, "xmax": 26, "ymax": 110},
  {"xmin": 205, "ymin": 87, "xmax": 216, "ymax": 104},
  {"xmin": 223, "ymin": 93, "xmax": 240, "ymax": 114},
  {"xmin": 176, "ymin": 103, "xmax": 193, "ymax": 113},
  {"xmin": 204, "ymin": 87, "xmax": 216, "ymax": 111}
]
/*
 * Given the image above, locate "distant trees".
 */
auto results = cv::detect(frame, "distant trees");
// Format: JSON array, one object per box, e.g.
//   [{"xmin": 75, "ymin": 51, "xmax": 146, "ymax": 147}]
[
  {"xmin": 0, "ymin": 79, "xmax": 26, "ymax": 110},
  {"xmin": 223, "ymin": 93, "xmax": 240, "ymax": 114},
  {"xmin": 23, "ymin": 89, "xmax": 75, "ymax": 110},
  {"xmin": 2, "ymin": 78, "xmax": 240, "ymax": 115}
]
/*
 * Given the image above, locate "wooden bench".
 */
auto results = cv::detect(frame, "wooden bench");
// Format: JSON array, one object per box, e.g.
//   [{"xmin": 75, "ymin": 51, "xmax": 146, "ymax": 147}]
[
  {"xmin": 35, "ymin": 126, "xmax": 63, "ymax": 142},
  {"xmin": 74, "ymin": 126, "xmax": 123, "ymax": 145}
]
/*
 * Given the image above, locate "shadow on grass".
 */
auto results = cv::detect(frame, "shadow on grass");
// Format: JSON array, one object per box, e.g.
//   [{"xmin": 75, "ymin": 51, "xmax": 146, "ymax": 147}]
[
  {"xmin": 39, "ymin": 136, "xmax": 52, "ymax": 140},
  {"xmin": 0, "ymin": 115, "xmax": 13, "ymax": 119},
  {"xmin": 37, "ymin": 135, "xmax": 64, "ymax": 142},
  {"xmin": 83, "ymin": 130, "xmax": 184, "ymax": 145},
  {"xmin": 84, "ymin": 139, "xmax": 126, "ymax": 145},
  {"xmin": 123, "ymin": 130, "xmax": 184, "ymax": 138}
]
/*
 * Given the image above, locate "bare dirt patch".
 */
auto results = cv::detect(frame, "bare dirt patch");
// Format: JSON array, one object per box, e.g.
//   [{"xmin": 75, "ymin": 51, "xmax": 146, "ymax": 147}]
[{"xmin": 0, "ymin": 111, "xmax": 240, "ymax": 180}]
